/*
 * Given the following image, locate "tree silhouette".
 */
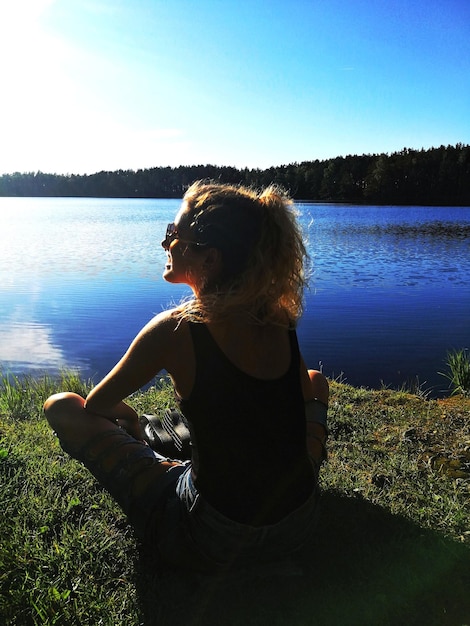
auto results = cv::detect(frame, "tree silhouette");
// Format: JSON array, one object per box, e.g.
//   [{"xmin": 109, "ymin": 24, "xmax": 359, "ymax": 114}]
[{"xmin": 1, "ymin": 144, "xmax": 468, "ymax": 205}]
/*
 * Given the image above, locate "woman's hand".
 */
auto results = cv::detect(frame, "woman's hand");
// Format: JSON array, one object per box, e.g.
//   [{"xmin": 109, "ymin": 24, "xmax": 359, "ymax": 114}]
[
  {"xmin": 84, "ymin": 401, "xmax": 143, "ymax": 441},
  {"xmin": 114, "ymin": 403, "xmax": 142, "ymax": 440}
]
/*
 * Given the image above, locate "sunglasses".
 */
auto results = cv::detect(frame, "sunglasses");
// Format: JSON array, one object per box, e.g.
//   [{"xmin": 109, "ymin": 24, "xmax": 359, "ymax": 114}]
[{"xmin": 162, "ymin": 223, "xmax": 206, "ymax": 250}]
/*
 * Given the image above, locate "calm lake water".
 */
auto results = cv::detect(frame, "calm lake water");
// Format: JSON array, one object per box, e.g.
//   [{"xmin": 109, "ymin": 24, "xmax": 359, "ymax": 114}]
[{"xmin": 1, "ymin": 197, "xmax": 469, "ymax": 397}]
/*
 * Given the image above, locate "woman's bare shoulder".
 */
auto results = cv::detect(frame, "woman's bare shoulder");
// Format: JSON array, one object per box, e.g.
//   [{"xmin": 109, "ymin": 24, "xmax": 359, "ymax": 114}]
[
  {"xmin": 123, "ymin": 309, "xmax": 185, "ymax": 360},
  {"xmin": 139, "ymin": 307, "xmax": 183, "ymax": 334},
  {"xmin": 141, "ymin": 309, "xmax": 194, "ymax": 395}
]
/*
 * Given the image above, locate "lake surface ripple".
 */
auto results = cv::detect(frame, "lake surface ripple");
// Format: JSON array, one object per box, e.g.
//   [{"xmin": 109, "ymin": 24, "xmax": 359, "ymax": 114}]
[{"xmin": 1, "ymin": 198, "xmax": 469, "ymax": 397}]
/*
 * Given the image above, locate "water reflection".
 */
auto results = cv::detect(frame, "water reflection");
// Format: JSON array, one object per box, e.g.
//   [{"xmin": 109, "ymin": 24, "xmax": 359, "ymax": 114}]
[{"xmin": 0, "ymin": 318, "xmax": 66, "ymax": 372}]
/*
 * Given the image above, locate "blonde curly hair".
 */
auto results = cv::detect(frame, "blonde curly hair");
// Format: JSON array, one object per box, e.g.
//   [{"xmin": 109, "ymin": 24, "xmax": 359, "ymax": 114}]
[{"xmin": 176, "ymin": 180, "xmax": 308, "ymax": 326}]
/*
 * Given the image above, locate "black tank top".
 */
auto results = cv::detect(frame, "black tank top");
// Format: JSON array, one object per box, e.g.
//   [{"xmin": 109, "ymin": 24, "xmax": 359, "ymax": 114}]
[{"xmin": 177, "ymin": 322, "xmax": 315, "ymax": 525}]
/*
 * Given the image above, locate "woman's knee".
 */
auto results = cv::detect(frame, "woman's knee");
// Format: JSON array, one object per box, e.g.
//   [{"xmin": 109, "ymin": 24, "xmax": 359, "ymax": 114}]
[
  {"xmin": 43, "ymin": 392, "xmax": 85, "ymax": 432},
  {"xmin": 307, "ymin": 370, "xmax": 329, "ymax": 405},
  {"xmin": 44, "ymin": 392, "xmax": 119, "ymax": 454}
]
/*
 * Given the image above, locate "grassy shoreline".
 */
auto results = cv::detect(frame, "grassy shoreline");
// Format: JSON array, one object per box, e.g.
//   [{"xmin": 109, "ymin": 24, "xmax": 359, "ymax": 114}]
[{"xmin": 1, "ymin": 373, "xmax": 469, "ymax": 625}]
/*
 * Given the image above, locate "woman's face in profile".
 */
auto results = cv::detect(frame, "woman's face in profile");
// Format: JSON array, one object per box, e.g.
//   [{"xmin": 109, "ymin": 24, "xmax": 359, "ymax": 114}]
[{"xmin": 161, "ymin": 204, "xmax": 207, "ymax": 290}]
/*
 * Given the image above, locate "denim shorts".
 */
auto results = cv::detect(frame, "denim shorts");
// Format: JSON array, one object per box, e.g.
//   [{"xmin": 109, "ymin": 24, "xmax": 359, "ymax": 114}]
[
  {"xmin": 60, "ymin": 428, "xmax": 319, "ymax": 573},
  {"xmin": 153, "ymin": 467, "xmax": 319, "ymax": 573}
]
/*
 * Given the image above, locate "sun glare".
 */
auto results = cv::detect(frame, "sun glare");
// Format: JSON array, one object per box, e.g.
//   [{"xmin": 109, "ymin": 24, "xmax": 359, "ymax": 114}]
[{"xmin": 0, "ymin": 0, "xmax": 55, "ymax": 20}]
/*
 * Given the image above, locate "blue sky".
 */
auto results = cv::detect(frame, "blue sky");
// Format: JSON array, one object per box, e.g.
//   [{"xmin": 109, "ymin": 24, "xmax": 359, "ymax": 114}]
[{"xmin": 1, "ymin": 0, "xmax": 469, "ymax": 174}]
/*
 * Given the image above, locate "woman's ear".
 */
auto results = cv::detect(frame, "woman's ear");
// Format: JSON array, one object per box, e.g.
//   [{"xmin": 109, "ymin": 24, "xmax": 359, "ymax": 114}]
[
  {"xmin": 202, "ymin": 247, "xmax": 222, "ymax": 277},
  {"xmin": 189, "ymin": 247, "xmax": 223, "ymax": 294}
]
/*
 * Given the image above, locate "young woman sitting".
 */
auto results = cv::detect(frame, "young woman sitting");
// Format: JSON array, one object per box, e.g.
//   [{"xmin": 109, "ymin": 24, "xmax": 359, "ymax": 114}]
[{"xmin": 43, "ymin": 181, "xmax": 329, "ymax": 572}]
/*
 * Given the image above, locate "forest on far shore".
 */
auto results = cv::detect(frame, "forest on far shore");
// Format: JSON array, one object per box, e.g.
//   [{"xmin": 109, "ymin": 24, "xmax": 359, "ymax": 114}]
[{"xmin": 0, "ymin": 143, "xmax": 469, "ymax": 205}]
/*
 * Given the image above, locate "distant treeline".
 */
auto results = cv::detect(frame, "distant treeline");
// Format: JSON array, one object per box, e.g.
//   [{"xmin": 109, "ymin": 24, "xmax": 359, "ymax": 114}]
[{"xmin": 1, "ymin": 143, "xmax": 469, "ymax": 205}]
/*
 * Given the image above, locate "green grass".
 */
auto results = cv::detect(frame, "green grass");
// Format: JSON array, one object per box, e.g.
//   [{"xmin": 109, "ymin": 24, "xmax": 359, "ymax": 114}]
[
  {"xmin": 1, "ymin": 372, "xmax": 469, "ymax": 625},
  {"xmin": 440, "ymin": 348, "xmax": 470, "ymax": 397}
]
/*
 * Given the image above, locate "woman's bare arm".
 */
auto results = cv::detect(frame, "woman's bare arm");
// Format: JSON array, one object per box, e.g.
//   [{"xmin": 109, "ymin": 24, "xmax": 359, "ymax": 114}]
[{"xmin": 84, "ymin": 310, "xmax": 179, "ymax": 437}]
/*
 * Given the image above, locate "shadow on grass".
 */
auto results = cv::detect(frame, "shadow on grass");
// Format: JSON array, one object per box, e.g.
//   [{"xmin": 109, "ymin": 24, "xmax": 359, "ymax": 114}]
[{"xmin": 136, "ymin": 490, "xmax": 470, "ymax": 626}]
